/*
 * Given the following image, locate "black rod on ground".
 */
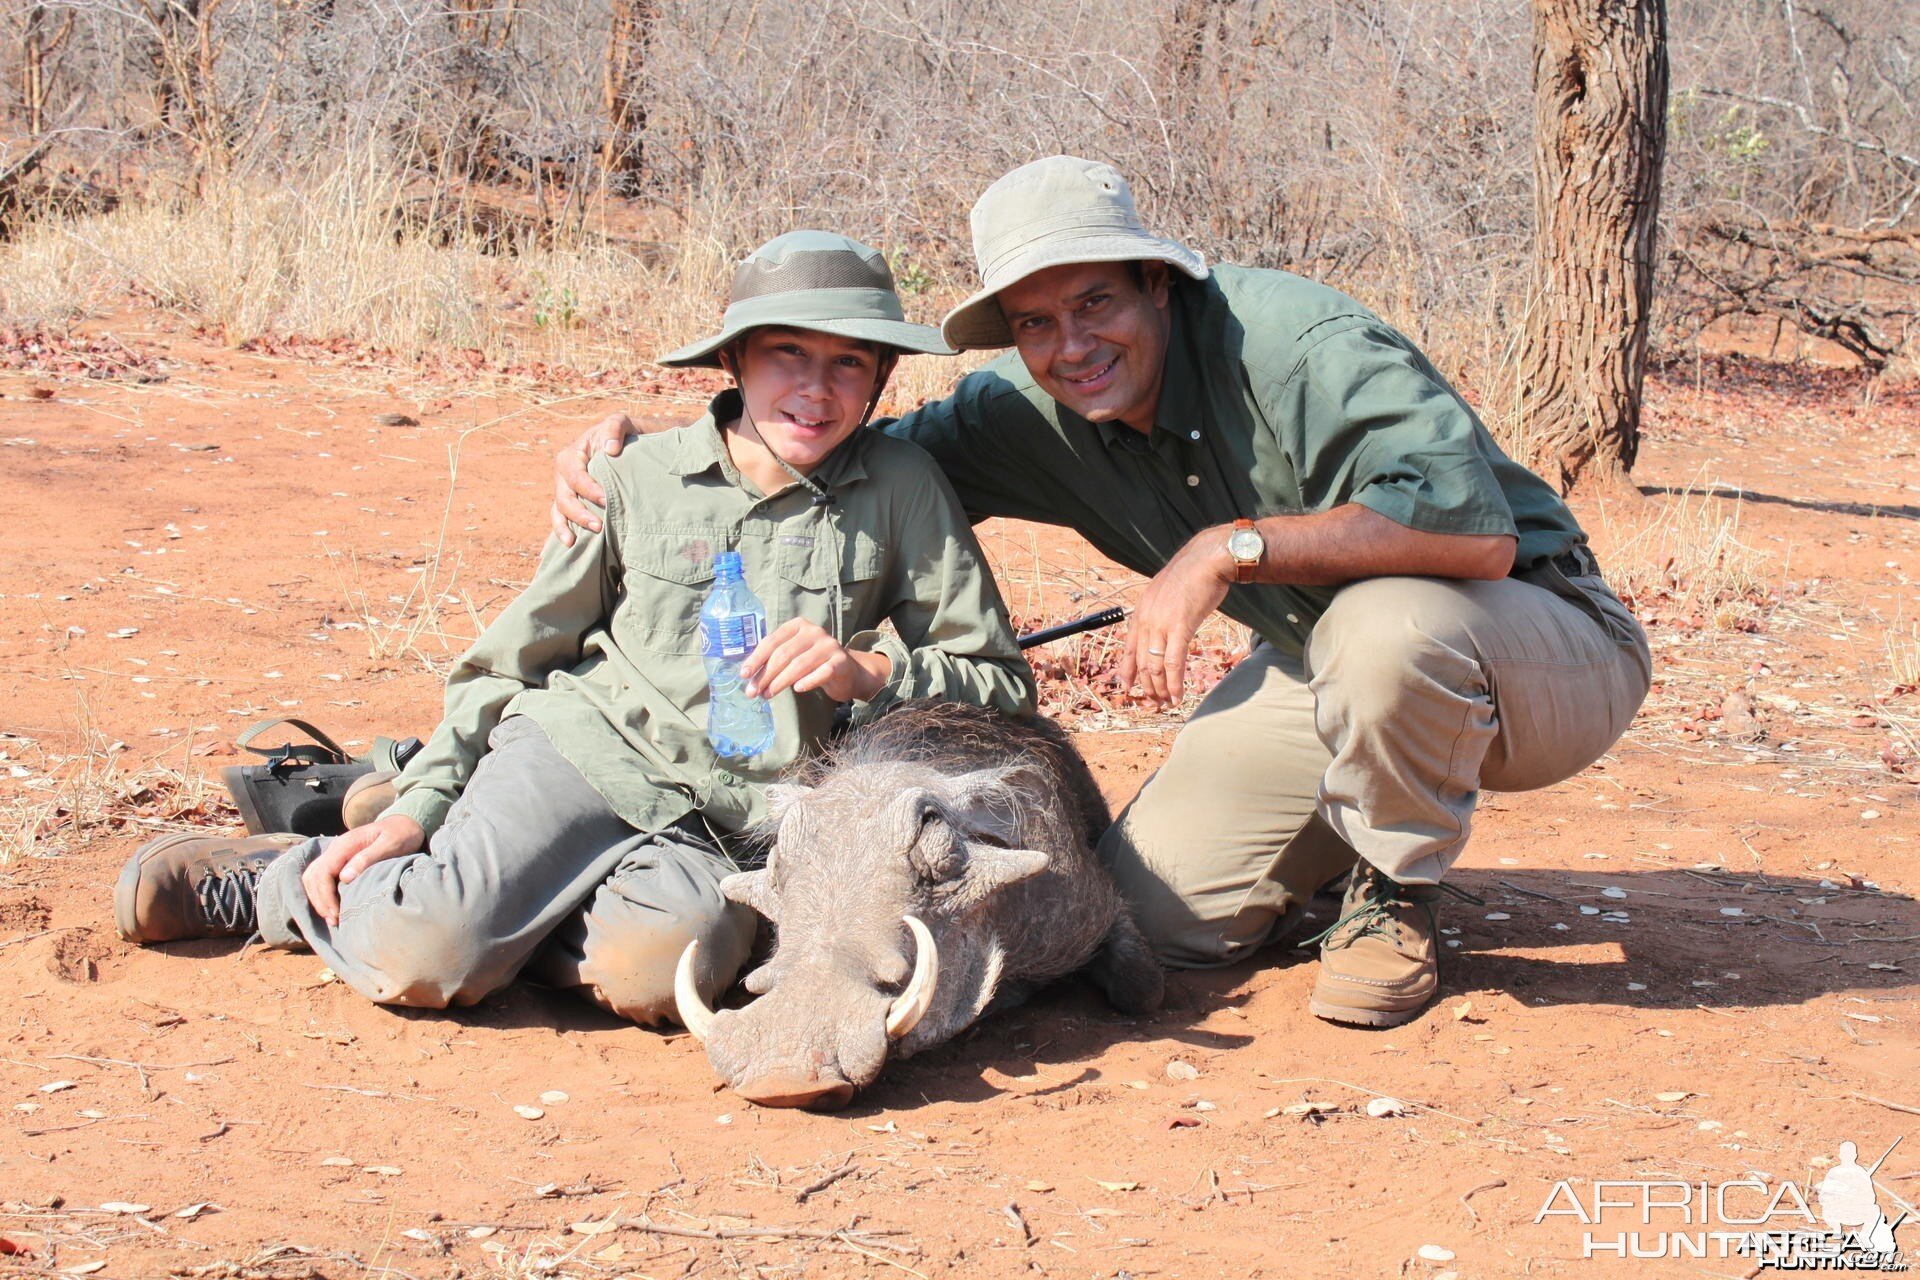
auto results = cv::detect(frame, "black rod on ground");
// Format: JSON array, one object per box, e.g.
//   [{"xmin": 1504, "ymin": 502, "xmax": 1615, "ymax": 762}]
[{"xmin": 1016, "ymin": 606, "xmax": 1127, "ymax": 651}]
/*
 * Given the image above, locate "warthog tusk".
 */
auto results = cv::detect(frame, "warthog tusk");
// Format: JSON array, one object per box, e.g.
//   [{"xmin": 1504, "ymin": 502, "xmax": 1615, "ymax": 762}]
[
  {"xmin": 674, "ymin": 939, "xmax": 716, "ymax": 1042},
  {"xmin": 885, "ymin": 915, "xmax": 939, "ymax": 1041}
]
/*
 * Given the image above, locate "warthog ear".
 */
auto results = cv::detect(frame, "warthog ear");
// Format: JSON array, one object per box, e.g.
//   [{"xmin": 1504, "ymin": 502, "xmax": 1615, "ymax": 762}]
[
  {"xmin": 942, "ymin": 766, "xmax": 1029, "ymax": 846},
  {"xmin": 720, "ymin": 869, "xmax": 779, "ymax": 921},
  {"xmin": 957, "ymin": 844, "xmax": 1049, "ymax": 901}
]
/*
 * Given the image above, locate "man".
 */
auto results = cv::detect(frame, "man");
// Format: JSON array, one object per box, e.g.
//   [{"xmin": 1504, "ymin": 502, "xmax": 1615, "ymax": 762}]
[{"xmin": 556, "ymin": 157, "xmax": 1652, "ymax": 1028}]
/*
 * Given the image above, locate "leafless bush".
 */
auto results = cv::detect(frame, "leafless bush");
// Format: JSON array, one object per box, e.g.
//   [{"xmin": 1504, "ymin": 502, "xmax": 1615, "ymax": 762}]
[{"xmin": 0, "ymin": 0, "xmax": 1910, "ymax": 410}]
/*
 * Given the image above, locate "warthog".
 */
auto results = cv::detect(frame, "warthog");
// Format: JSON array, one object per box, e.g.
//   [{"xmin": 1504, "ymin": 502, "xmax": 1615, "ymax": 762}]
[{"xmin": 676, "ymin": 700, "xmax": 1164, "ymax": 1109}]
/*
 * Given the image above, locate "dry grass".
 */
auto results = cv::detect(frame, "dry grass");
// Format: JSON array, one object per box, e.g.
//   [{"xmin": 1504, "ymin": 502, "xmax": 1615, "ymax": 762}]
[
  {"xmin": 0, "ymin": 699, "xmax": 235, "ymax": 865},
  {"xmin": 323, "ymin": 424, "xmax": 492, "ymax": 676},
  {"xmin": 1593, "ymin": 473, "xmax": 1782, "ymax": 632},
  {"xmin": 1886, "ymin": 613, "xmax": 1920, "ymax": 690}
]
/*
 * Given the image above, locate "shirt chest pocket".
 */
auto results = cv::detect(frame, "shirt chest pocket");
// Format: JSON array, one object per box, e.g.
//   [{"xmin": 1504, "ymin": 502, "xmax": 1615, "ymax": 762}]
[
  {"xmin": 775, "ymin": 528, "xmax": 887, "ymax": 637},
  {"xmin": 619, "ymin": 532, "xmax": 721, "ymax": 654}
]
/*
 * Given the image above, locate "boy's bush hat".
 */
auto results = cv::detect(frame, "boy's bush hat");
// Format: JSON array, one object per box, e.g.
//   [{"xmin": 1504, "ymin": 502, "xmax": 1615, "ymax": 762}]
[
  {"xmin": 658, "ymin": 231, "xmax": 953, "ymax": 368},
  {"xmin": 941, "ymin": 156, "xmax": 1209, "ymax": 351}
]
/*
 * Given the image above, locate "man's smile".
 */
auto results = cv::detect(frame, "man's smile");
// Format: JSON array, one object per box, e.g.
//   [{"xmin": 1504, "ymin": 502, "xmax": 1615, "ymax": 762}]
[{"xmin": 1057, "ymin": 354, "xmax": 1119, "ymax": 390}]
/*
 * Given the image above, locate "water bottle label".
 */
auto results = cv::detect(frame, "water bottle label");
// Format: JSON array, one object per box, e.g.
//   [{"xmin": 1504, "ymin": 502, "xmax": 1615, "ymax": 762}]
[{"xmin": 702, "ymin": 612, "xmax": 764, "ymax": 659}]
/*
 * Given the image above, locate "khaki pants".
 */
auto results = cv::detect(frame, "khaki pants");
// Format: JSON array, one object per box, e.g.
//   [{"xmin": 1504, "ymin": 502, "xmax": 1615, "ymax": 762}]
[
  {"xmin": 254, "ymin": 716, "xmax": 756, "ymax": 1025},
  {"xmin": 1099, "ymin": 564, "xmax": 1651, "ymax": 967}
]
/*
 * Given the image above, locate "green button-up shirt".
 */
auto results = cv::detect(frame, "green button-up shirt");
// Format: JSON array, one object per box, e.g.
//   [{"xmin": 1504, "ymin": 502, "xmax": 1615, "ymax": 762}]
[
  {"xmin": 885, "ymin": 265, "xmax": 1586, "ymax": 656},
  {"xmin": 390, "ymin": 391, "xmax": 1034, "ymax": 840}
]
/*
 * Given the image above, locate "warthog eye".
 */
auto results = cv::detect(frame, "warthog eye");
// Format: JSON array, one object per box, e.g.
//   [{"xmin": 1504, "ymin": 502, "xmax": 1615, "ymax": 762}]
[{"xmin": 918, "ymin": 805, "xmax": 940, "ymax": 828}]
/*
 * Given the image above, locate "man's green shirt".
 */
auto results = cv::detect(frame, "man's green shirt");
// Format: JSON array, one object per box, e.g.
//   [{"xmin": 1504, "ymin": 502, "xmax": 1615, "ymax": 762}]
[
  {"xmin": 390, "ymin": 391, "xmax": 1034, "ymax": 840},
  {"xmin": 885, "ymin": 265, "xmax": 1587, "ymax": 655}
]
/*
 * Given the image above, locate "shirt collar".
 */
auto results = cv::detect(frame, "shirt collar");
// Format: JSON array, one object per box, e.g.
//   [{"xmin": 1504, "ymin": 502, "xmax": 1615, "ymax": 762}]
[{"xmin": 665, "ymin": 389, "xmax": 871, "ymax": 488}]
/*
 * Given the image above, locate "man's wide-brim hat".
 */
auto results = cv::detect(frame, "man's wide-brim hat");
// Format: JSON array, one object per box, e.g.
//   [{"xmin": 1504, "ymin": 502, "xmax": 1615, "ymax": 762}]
[
  {"xmin": 658, "ymin": 231, "xmax": 953, "ymax": 368},
  {"xmin": 941, "ymin": 156, "xmax": 1209, "ymax": 351}
]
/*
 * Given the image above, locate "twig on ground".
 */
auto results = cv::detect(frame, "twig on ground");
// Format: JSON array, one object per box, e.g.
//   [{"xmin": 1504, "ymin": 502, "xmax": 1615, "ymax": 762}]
[
  {"xmin": 1854, "ymin": 1093, "xmax": 1920, "ymax": 1117},
  {"xmin": 0, "ymin": 927, "xmax": 85, "ymax": 950},
  {"xmin": 1260, "ymin": 1076, "xmax": 1484, "ymax": 1128},
  {"xmin": 793, "ymin": 1162, "xmax": 859, "ymax": 1204},
  {"xmin": 1461, "ymin": 1178, "xmax": 1507, "ymax": 1227},
  {"xmin": 45, "ymin": 1054, "xmax": 233, "ymax": 1096}
]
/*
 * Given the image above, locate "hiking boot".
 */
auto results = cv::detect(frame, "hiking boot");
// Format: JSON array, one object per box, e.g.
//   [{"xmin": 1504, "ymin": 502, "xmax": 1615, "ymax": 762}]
[
  {"xmin": 114, "ymin": 832, "xmax": 301, "ymax": 943},
  {"xmin": 1307, "ymin": 862, "xmax": 1473, "ymax": 1027},
  {"xmin": 341, "ymin": 769, "xmax": 399, "ymax": 830}
]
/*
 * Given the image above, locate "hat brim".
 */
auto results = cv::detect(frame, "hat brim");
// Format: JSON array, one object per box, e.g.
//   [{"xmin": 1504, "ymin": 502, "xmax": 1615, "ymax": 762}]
[
  {"xmin": 658, "ymin": 317, "xmax": 955, "ymax": 369},
  {"xmin": 941, "ymin": 235, "xmax": 1208, "ymax": 351}
]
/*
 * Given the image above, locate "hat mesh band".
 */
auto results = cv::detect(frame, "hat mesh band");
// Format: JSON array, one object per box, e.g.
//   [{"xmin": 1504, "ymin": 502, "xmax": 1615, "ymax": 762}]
[
  {"xmin": 721, "ymin": 287, "xmax": 907, "ymax": 331},
  {"xmin": 732, "ymin": 251, "xmax": 895, "ymax": 301}
]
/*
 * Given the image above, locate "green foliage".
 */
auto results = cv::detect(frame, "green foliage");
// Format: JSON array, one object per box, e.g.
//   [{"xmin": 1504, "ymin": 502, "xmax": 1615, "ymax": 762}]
[
  {"xmin": 886, "ymin": 247, "xmax": 935, "ymax": 297},
  {"xmin": 532, "ymin": 285, "xmax": 580, "ymax": 330}
]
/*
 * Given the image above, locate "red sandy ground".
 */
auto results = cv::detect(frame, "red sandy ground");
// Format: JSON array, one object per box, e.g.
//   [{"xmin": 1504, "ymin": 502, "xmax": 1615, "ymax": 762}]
[{"xmin": 1, "ymin": 322, "xmax": 1917, "ymax": 1279}]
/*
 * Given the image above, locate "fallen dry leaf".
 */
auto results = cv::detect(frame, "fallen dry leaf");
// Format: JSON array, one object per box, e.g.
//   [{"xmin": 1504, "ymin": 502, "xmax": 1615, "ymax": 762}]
[
  {"xmin": 1094, "ymin": 1179, "xmax": 1139, "ymax": 1192},
  {"xmin": 98, "ymin": 1202, "xmax": 151, "ymax": 1215},
  {"xmin": 1655, "ymin": 1091, "xmax": 1692, "ymax": 1103},
  {"xmin": 570, "ymin": 1216, "xmax": 619, "ymax": 1235},
  {"xmin": 1366, "ymin": 1097, "xmax": 1408, "ymax": 1118},
  {"xmin": 512, "ymin": 1105, "xmax": 544, "ymax": 1120}
]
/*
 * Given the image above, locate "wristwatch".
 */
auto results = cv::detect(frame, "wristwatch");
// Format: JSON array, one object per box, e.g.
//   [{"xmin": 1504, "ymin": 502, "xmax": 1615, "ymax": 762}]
[{"xmin": 1224, "ymin": 518, "xmax": 1263, "ymax": 584}]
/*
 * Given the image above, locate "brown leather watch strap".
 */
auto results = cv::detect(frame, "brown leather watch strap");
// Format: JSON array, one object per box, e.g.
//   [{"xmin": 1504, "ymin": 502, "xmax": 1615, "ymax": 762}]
[{"xmin": 1232, "ymin": 518, "xmax": 1257, "ymax": 584}]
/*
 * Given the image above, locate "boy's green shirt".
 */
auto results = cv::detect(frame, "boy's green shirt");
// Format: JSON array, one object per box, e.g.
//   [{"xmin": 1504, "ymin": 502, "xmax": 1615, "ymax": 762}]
[{"xmin": 389, "ymin": 391, "xmax": 1035, "ymax": 840}]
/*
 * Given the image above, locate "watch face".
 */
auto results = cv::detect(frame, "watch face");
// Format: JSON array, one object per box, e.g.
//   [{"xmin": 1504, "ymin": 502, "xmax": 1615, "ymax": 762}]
[{"xmin": 1227, "ymin": 528, "xmax": 1263, "ymax": 561}]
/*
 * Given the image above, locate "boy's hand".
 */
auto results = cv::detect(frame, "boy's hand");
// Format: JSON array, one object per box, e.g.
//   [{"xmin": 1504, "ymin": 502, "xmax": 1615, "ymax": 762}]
[
  {"xmin": 302, "ymin": 814, "xmax": 426, "ymax": 928},
  {"xmin": 741, "ymin": 619, "xmax": 891, "ymax": 703},
  {"xmin": 550, "ymin": 413, "xmax": 644, "ymax": 546}
]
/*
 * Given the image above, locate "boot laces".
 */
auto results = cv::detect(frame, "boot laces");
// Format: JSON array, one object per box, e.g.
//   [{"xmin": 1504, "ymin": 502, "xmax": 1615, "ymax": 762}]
[
  {"xmin": 1302, "ymin": 867, "xmax": 1483, "ymax": 950},
  {"xmin": 196, "ymin": 866, "xmax": 261, "ymax": 933}
]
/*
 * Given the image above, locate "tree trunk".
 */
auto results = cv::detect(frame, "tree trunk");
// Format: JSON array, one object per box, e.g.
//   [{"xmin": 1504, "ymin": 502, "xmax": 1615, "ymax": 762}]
[
  {"xmin": 600, "ymin": 0, "xmax": 655, "ymax": 192},
  {"xmin": 1518, "ymin": 0, "xmax": 1669, "ymax": 496}
]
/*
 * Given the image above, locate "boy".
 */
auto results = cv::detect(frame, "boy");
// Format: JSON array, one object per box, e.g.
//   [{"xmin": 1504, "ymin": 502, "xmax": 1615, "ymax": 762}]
[{"xmin": 116, "ymin": 232, "xmax": 1034, "ymax": 1026}]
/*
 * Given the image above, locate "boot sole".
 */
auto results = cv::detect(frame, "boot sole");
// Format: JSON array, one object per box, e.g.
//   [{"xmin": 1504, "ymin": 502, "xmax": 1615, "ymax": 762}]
[{"xmin": 1309, "ymin": 995, "xmax": 1429, "ymax": 1028}]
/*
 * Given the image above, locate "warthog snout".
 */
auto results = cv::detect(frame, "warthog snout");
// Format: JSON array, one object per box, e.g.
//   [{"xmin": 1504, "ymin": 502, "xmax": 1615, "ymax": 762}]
[{"xmin": 675, "ymin": 917, "xmax": 941, "ymax": 1109}]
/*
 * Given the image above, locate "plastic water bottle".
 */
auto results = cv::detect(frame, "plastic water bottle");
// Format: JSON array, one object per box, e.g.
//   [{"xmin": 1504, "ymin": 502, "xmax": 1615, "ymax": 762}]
[{"xmin": 701, "ymin": 551, "xmax": 775, "ymax": 760}]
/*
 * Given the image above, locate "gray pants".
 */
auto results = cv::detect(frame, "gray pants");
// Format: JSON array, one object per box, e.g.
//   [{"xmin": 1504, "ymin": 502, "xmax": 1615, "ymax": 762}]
[
  {"xmin": 1100, "ymin": 564, "xmax": 1651, "ymax": 967},
  {"xmin": 254, "ymin": 717, "xmax": 756, "ymax": 1026}
]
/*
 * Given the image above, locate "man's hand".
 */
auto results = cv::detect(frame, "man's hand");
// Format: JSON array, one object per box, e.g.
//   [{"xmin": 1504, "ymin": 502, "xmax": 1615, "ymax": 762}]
[
  {"xmin": 1117, "ymin": 528, "xmax": 1234, "ymax": 706},
  {"xmin": 740, "ymin": 619, "xmax": 891, "ymax": 703},
  {"xmin": 302, "ymin": 814, "xmax": 426, "ymax": 928},
  {"xmin": 550, "ymin": 413, "xmax": 643, "ymax": 546}
]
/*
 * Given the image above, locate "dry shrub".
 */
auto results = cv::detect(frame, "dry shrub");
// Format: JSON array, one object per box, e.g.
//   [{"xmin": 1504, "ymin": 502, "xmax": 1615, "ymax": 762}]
[{"xmin": 1595, "ymin": 474, "xmax": 1781, "ymax": 632}]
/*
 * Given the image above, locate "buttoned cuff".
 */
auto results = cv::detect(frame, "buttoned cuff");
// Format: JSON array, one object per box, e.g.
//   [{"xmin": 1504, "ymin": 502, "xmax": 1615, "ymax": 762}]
[{"xmin": 846, "ymin": 629, "xmax": 913, "ymax": 722}]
